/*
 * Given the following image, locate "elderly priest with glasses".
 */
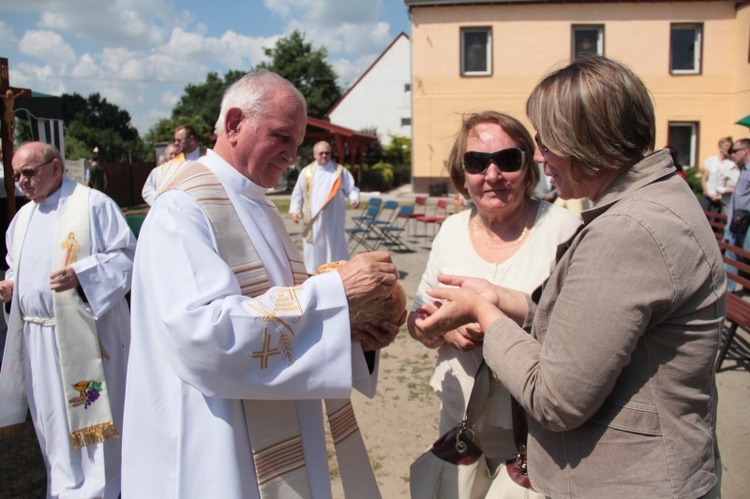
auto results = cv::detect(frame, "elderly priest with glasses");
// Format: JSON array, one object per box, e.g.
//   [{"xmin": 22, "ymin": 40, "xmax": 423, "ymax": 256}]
[{"xmin": 0, "ymin": 141, "xmax": 136, "ymax": 498}]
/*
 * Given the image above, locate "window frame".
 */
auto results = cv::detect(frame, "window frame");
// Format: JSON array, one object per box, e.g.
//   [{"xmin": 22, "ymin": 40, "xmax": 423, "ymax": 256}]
[
  {"xmin": 670, "ymin": 23, "xmax": 703, "ymax": 75},
  {"xmin": 460, "ymin": 27, "xmax": 492, "ymax": 77},
  {"xmin": 571, "ymin": 24, "xmax": 604, "ymax": 59},
  {"xmin": 667, "ymin": 121, "xmax": 700, "ymax": 167}
]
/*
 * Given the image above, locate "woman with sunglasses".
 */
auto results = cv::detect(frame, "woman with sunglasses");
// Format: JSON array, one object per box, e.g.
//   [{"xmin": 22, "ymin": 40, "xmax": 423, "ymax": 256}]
[
  {"xmin": 414, "ymin": 55, "xmax": 724, "ymax": 497},
  {"xmin": 407, "ymin": 110, "xmax": 580, "ymax": 471}
]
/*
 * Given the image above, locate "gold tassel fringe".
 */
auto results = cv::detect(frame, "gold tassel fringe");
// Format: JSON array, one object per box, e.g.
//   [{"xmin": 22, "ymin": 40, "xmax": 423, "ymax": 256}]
[
  {"xmin": 0, "ymin": 422, "xmax": 26, "ymax": 440},
  {"xmin": 70, "ymin": 421, "xmax": 119, "ymax": 449}
]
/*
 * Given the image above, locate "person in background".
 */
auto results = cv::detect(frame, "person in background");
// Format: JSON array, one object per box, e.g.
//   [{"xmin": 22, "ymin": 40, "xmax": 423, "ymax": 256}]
[
  {"xmin": 414, "ymin": 55, "xmax": 724, "ymax": 498},
  {"xmin": 85, "ymin": 146, "xmax": 107, "ymax": 192},
  {"xmin": 724, "ymin": 138, "xmax": 750, "ymax": 293},
  {"xmin": 121, "ymin": 69, "xmax": 402, "ymax": 498},
  {"xmin": 408, "ymin": 110, "xmax": 580, "ymax": 471},
  {"xmin": 172, "ymin": 124, "xmax": 202, "ymax": 162},
  {"xmin": 0, "ymin": 142, "xmax": 135, "ymax": 498},
  {"xmin": 142, "ymin": 143, "xmax": 180, "ymax": 206},
  {"xmin": 289, "ymin": 141, "xmax": 360, "ymax": 274},
  {"xmin": 702, "ymin": 136, "xmax": 737, "ymax": 215}
]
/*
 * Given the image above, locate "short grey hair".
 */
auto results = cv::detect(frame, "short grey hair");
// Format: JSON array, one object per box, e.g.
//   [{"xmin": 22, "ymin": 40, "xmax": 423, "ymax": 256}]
[{"xmin": 214, "ymin": 69, "xmax": 307, "ymax": 135}]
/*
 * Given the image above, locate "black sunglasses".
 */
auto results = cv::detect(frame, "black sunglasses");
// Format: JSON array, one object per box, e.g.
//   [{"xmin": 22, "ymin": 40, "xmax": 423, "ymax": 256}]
[
  {"xmin": 462, "ymin": 148, "xmax": 525, "ymax": 175},
  {"xmin": 12, "ymin": 160, "xmax": 53, "ymax": 182}
]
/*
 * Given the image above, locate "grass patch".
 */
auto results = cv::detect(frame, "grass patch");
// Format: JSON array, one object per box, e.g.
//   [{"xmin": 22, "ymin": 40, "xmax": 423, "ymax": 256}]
[{"xmin": 270, "ymin": 198, "xmax": 291, "ymax": 213}]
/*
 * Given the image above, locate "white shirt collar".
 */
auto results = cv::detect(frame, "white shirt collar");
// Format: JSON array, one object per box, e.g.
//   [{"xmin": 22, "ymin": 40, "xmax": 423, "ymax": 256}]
[{"xmin": 199, "ymin": 149, "xmax": 267, "ymax": 201}]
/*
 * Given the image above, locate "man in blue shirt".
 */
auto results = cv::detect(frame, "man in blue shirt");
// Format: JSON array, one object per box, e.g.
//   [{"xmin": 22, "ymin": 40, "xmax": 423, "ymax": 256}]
[{"xmin": 724, "ymin": 138, "xmax": 750, "ymax": 292}]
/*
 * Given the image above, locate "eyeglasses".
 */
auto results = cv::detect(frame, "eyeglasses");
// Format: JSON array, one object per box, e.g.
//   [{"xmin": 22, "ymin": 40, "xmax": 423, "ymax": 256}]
[
  {"xmin": 535, "ymin": 133, "xmax": 550, "ymax": 154},
  {"xmin": 12, "ymin": 160, "xmax": 52, "ymax": 182},
  {"xmin": 731, "ymin": 147, "xmax": 748, "ymax": 154},
  {"xmin": 317, "ymin": 151, "xmax": 331, "ymax": 155},
  {"xmin": 462, "ymin": 148, "xmax": 525, "ymax": 175}
]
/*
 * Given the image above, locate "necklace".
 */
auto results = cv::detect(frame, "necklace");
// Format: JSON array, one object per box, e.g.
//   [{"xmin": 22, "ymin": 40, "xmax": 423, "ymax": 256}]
[{"xmin": 472, "ymin": 211, "xmax": 532, "ymax": 250}]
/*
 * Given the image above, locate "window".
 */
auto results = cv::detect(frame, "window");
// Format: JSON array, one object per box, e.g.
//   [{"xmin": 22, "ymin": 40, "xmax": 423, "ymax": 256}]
[
  {"xmin": 670, "ymin": 24, "xmax": 702, "ymax": 74},
  {"xmin": 401, "ymin": 118, "xmax": 412, "ymax": 127},
  {"xmin": 404, "ymin": 83, "xmax": 411, "ymax": 92},
  {"xmin": 461, "ymin": 27, "xmax": 492, "ymax": 76},
  {"xmin": 572, "ymin": 25, "xmax": 604, "ymax": 59},
  {"xmin": 668, "ymin": 122, "xmax": 699, "ymax": 167}
]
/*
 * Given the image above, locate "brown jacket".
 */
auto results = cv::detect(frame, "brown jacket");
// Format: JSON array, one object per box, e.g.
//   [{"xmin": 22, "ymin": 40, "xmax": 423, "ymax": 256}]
[{"xmin": 484, "ymin": 150, "xmax": 724, "ymax": 498}]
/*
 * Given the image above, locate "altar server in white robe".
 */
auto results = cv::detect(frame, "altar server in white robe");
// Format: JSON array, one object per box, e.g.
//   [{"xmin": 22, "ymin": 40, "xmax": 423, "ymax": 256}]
[
  {"xmin": 290, "ymin": 141, "xmax": 360, "ymax": 274},
  {"xmin": 122, "ymin": 69, "xmax": 403, "ymax": 499},
  {"xmin": 0, "ymin": 142, "xmax": 135, "ymax": 498},
  {"xmin": 141, "ymin": 142, "xmax": 179, "ymax": 206}
]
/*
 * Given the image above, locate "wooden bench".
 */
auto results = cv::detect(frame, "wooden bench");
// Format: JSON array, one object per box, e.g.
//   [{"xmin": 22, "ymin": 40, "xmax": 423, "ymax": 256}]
[
  {"xmin": 716, "ymin": 239, "xmax": 750, "ymax": 370},
  {"xmin": 704, "ymin": 210, "xmax": 727, "ymax": 241}
]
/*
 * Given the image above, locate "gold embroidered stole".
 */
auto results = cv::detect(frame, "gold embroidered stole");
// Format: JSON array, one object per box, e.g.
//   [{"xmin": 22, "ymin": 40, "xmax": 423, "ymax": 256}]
[
  {"xmin": 1, "ymin": 182, "xmax": 117, "ymax": 448},
  {"xmin": 160, "ymin": 162, "xmax": 380, "ymax": 499},
  {"xmin": 301, "ymin": 162, "xmax": 344, "ymax": 244}
]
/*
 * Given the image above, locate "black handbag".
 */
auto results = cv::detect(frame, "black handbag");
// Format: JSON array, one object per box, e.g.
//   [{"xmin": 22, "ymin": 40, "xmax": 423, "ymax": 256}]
[
  {"xmin": 410, "ymin": 363, "xmax": 544, "ymax": 499},
  {"xmin": 730, "ymin": 209, "xmax": 750, "ymax": 234}
]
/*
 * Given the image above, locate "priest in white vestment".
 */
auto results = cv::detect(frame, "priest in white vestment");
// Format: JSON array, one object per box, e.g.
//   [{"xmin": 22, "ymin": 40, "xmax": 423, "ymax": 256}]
[
  {"xmin": 142, "ymin": 143, "xmax": 179, "ymax": 206},
  {"xmin": 0, "ymin": 142, "xmax": 135, "ymax": 498},
  {"xmin": 290, "ymin": 141, "xmax": 360, "ymax": 274},
  {"xmin": 122, "ymin": 70, "xmax": 402, "ymax": 499}
]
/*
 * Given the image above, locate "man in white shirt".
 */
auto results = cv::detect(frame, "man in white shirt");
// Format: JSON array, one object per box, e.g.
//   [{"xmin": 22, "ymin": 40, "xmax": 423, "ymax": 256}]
[
  {"xmin": 0, "ymin": 142, "xmax": 135, "ymax": 498},
  {"xmin": 290, "ymin": 141, "xmax": 360, "ymax": 274},
  {"xmin": 702, "ymin": 136, "xmax": 738, "ymax": 215},
  {"xmin": 121, "ymin": 69, "xmax": 403, "ymax": 498}
]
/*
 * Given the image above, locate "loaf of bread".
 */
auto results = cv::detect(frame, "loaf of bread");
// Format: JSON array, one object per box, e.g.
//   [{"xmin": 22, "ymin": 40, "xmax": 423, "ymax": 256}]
[{"xmin": 314, "ymin": 260, "xmax": 406, "ymax": 329}]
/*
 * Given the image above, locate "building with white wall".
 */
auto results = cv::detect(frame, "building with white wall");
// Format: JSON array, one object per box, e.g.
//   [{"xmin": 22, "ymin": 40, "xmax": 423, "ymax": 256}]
[{"xmin": 327, "ymin": 32, "xmax": 412, "ymax": 145}]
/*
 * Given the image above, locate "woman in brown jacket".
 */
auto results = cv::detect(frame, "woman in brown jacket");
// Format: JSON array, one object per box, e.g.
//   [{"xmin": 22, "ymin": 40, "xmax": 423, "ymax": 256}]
[{"xmin": 413, "ymin": 55, "xmax": 724, "ymax": 498}]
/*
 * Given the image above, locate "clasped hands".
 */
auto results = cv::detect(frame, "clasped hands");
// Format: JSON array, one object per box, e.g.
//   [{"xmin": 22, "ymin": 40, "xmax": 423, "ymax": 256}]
[
  {"xmin": 410, "ymin": 275, "xmax": 511, "ymax": 350},
  {"xmin": 337, "ymin": 251, "xmax": 406, "ymax": 352}
]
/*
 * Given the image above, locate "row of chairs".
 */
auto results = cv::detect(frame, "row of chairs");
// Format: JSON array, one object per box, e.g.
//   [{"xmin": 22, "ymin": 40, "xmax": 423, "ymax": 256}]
[
  {"xmin": 345, "ymin": 195, "xmax": 459, "ymax": 253},
  {"xmin": 346, "ymin": 198, "xmax": 414, "ymax": 252}
]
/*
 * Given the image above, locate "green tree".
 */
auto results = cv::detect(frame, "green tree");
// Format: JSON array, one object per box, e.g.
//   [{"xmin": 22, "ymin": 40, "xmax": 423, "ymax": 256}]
[
  {"xmin": 172, "ymin": 70, "xmax": 245, "ymax": 130},
  {"xmin": 257, "ymin": 30, "xmax": 342, "ymax": 118},
  {"xmin": 144, "ymin": 70, "xmax": 245, "ymax": 158},
  {"xmin": 60, "ymin": 93, "xmax": 145, "ymax": 162},
  {"xmin": 384, "ymin": 134, "xmax": 411, "ymax": 169}
]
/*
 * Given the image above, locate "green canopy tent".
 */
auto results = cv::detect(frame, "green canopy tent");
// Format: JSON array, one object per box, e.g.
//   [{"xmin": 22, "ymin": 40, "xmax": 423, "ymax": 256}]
[{"xmin": 736, "ymin": 115, "xmax": 750, "ymax": 128}]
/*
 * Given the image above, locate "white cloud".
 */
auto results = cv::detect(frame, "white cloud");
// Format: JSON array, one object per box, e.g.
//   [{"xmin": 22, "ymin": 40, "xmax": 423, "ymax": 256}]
[
  {"xmin": 0, "ymin": 20, "xmax": 16, "ymax": 45},
  {"xmin": 264, "ymin": 0, "xmax": 381, "ymax": 24},
  {"xmin": 160, "ymin": 90, "xmax": 179, "ymax": 107},
  {"xmin": 70, "ymin": 53, "xmax": 101, "ymax": 79},
  {"xmin": 36, "ymin": 0, "xmax": 178, "ymax": 47},
  {"xmin": 18, "ymin": 30, "xmax": 76, "ymax": 66},
  {"xmin": 4, "ymin": 0, "xmax": 403, "ymax": 135},
  {"xmin": 338, "ymin": 22, "xmax": 392, "ymax": 56}
]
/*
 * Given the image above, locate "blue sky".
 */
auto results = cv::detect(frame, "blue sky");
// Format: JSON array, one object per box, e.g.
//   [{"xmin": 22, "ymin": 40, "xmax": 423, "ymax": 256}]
[{"xmin": 0, "ymin": 0, "xmax": 411, "ymax": 134}]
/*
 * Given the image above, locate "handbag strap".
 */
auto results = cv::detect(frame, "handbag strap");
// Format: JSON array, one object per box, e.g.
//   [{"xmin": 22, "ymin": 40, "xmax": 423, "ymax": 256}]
[
  {"xmin": 464, "ymin": 362, "xmax": 490, "ymax": 426},
  {"xmin": 510, "ymin": 396, "xmax": 528, "ymax": 457},
  {"xmin": 465, "ymin": 363, "xmax": 526, "ymax": 452}
]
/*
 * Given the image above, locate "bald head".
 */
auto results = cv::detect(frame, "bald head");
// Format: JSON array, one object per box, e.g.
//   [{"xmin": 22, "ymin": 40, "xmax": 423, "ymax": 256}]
[{"xmin": 12, "ymin": 142, "xmax": 65, "ymax": 203}]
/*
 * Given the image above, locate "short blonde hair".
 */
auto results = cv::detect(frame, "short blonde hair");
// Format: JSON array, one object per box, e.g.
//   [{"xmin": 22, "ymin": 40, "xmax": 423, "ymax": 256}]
[
  {"xmin": 526, "ymin": 54, "xmax": 655, "ymax": 180},
  {"xmin": 447, "ymin": 111, "xmax": 539, "ymax": 199}
]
